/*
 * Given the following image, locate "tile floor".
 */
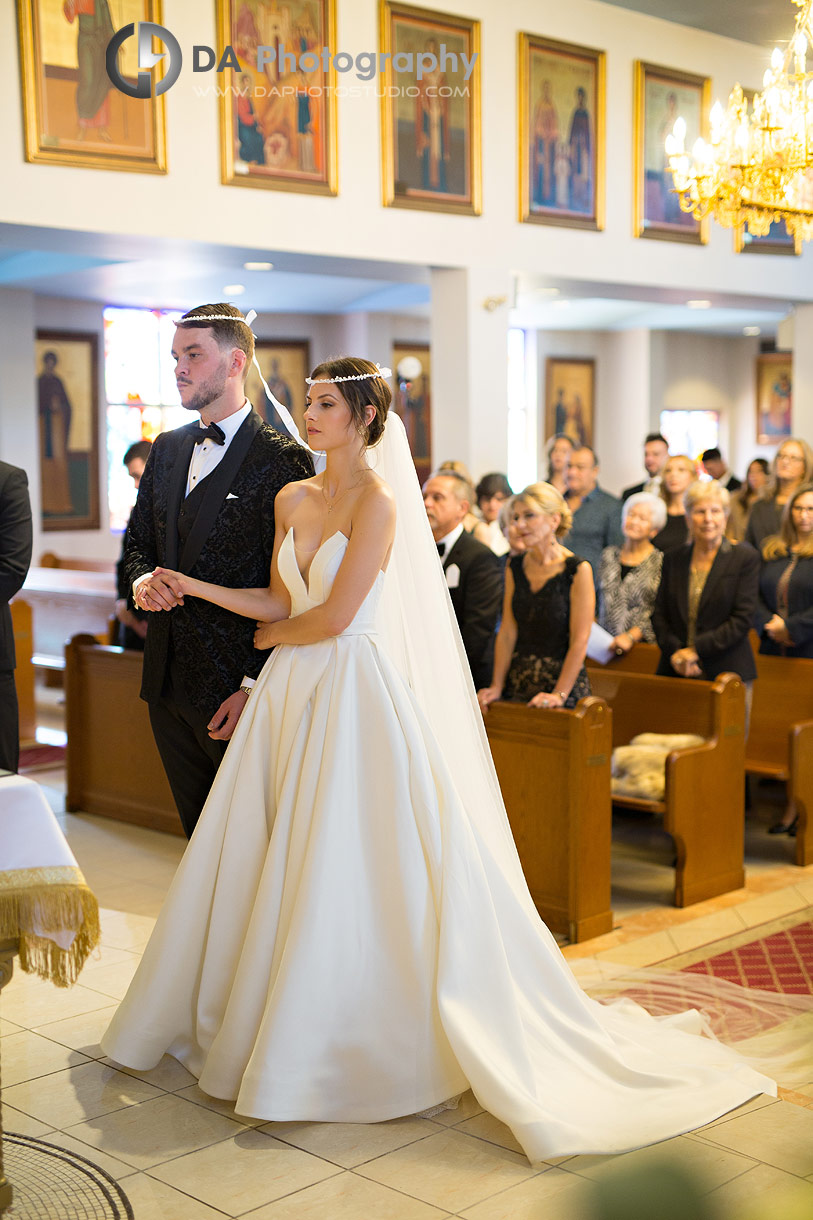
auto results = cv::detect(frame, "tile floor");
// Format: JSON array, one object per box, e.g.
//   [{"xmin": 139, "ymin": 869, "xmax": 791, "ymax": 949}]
[{"xmin": 2, "ymin": 758, "xmax": 812, "ymax": 1218}]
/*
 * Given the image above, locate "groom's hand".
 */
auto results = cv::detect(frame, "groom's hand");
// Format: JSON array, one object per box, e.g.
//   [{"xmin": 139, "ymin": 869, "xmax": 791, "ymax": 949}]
[{"xmin": 208, "ymin": 689, "xmax": 249, "ymax": 740}]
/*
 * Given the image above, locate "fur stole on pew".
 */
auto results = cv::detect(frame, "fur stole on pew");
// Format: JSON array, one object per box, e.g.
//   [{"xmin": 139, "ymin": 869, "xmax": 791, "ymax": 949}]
[{"xmin": 611, "ymin": 733, "xmax": 706, "ymax": 802}]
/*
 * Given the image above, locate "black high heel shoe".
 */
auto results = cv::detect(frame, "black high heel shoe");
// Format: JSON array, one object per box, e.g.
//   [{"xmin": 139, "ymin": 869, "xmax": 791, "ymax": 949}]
[{"xmin": 768, "ymin": 817, "xmax": 798, "ymax": 835}]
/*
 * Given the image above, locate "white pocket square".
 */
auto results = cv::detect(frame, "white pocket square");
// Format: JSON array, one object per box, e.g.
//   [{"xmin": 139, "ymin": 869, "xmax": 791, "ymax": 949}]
[
  {"xmin": 226, "ymin": 493, "xmax": 238, "ymax": 500},
  {"xmin": 445, "ymin": 563, "xmax": 460, "ymax": 589}
]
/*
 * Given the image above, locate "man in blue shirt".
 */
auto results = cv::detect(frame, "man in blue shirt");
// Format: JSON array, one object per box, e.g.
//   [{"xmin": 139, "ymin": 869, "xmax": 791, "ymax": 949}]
[{"xmin": 565, "ymin": 447, "xmax": 622, "ymax": 586}]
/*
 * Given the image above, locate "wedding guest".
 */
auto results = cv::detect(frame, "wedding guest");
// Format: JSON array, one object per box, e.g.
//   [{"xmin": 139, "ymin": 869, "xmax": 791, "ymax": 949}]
[
  {"xmin": 478, "ymin": 482, "xmax": 593, "ymax": 712},
  {"xmin": 564, "ymin": 446, "xmax": 623, "ymax": 586},
  {"xmin": 545, "ymin": 433, "xmax": 574, "ymax": 496},
  {"xmin": 701, "ymin": 447, "xmax": 741, "ymax": 492},
  {"xmin": 598, "ymin": 492, "xmax": 665, "ymax": 655},
  {"xmin": 621, "ymin": 432, "xmax": 669, "ymax": 501},
  {"xmin": 726, "ymin": 458, "xmax": 769, "ymax": 543},
  {"xmin": 475, "ymin": 472, "xmax": 512, "ymax": 556},
  {"xmin": 0, "ymin": 462, "xmax": 33, "ymax": 772},
  {"xmin": 423, "ymin": 471, "xmax": 503, "ymax": 689},
  {"xmin": 437, "ymin": 459, "xmax": 490, "ymax": 543},
  {"xmin": 653, "ymin": 455, "xmax": 696, "ymax": 552},
  {"xmin": 756, "ymin": 483, "xmax": 813, "ymax": 659},
  {"xmin": 746, "ymin": 437, "xmax": 813, "ymax": 550},
  {"xmin": 652, "ymin": 480, "xmax": 759, "ymax": 722},
  {"xmin": 115, "ymin": 441, "xmax": 152, "ymax": 650}
]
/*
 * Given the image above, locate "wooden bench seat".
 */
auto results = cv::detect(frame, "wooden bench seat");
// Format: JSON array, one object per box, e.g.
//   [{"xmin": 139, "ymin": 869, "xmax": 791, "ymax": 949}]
[
  {"xmin": 23, "ymin": 566, "xmax": 117, "ymax": 678},
  {"xmin": 588, "ymin": 670, "xmax": 746, "ymax": 907},
  {"xmin": 589, "ymin": 637, "xmax": 812, "ymax": 866},
  {"xmin": 9, "ymin": 598, "xmax": 36, "ymax": 747},
  {"xmin": 65, "ymin": 634, "xmax": 180, "ymax": 836},
  {"xmin": 485, "ymin": 697, "xmax": 613, "ymax": 943}
]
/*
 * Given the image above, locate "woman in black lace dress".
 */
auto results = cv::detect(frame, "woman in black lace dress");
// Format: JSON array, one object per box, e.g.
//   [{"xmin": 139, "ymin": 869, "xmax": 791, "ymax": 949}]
[{"xmin": 477, "ymin": 482, "xmax": 594, "ymax": 712}]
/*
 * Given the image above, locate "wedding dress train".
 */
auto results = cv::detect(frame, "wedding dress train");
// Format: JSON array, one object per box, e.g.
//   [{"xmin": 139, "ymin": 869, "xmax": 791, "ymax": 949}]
[{"xmin": 102, "ymin": 527, "xmax": 775, "ymax": 1162}]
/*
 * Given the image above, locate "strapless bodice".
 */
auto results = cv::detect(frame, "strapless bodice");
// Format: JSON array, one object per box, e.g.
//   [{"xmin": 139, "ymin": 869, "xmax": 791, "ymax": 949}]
[{"xmin": 277, "ymin": 528, "xmax": 383, "ymax": 635}]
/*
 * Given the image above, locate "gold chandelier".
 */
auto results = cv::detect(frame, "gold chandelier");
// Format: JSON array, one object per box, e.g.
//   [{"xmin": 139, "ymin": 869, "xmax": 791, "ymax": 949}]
[{"xmin": 666, "ymin": 0, "xmax": 813, "ymax": 248}]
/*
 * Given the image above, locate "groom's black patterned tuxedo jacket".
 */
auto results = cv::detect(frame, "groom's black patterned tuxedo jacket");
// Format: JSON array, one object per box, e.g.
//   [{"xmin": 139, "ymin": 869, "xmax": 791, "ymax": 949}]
[{"xmin": 125, "ymin": 409, "xmax": 313, "ymax": 718}]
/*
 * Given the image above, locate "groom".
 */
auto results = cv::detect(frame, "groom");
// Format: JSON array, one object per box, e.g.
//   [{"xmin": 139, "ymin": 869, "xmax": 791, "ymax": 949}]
[{"xmin": 126, "ymin": 304, "xmax": 313, "ymax": 836}]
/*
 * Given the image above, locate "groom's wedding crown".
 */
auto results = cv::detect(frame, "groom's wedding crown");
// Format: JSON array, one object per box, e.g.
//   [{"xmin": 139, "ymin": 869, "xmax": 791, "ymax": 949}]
[{"xmin": 306, "ymin": 364, "xmax": 392, "ymax": 385}]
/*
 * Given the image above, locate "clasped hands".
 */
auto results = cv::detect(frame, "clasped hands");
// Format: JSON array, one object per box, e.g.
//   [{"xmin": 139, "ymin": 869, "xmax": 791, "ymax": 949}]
[
  {"xmin": 764, "ymin": 613, "xmax": 793, "ymax": 646},
  {"xmin": 670, "ymin": 647, "xmax": 702, "ymax": 678},
  {"xmin": 477, "ymin": 686, "xmax": 565, "ymax": 713},
  {"xmin": 134, "ymin": 567, "xmax": 188, "ymax": 612}
]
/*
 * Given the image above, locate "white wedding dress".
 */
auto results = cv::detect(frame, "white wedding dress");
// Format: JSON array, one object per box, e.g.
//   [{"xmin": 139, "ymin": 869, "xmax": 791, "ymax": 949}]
[{"xmin": 102, "ymin": 523, "xmax": 777, "ymax": 1162}]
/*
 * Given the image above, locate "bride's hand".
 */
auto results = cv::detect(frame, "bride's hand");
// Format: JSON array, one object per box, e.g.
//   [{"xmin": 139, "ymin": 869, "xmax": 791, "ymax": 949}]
[
  {"xmin": 477, "ymin": 686, "xmax": 502, "ymax": 714},
  {"xmin": 254, "ymin": 621, "xmax": 279, "ymax": 650}
]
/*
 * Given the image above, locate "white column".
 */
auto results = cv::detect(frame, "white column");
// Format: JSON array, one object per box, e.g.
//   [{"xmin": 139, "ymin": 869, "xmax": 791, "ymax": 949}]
[
  {"xmin": 430, "ymin": 267, "xmax": 512, "ymax": 481},
  {"xmin": 787, "ymin": 305, "xmax": 813, "ymax": 443}
]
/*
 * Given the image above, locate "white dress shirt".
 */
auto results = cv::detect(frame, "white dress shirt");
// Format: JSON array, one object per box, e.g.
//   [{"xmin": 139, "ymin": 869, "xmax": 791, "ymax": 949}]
[
  {"xmin": 185, "ymin": 401, "xmax": 252, "ymax": 497},
  {"xmin": 435, "ymin": 523, "xmax": 465, "ymax": 557}
]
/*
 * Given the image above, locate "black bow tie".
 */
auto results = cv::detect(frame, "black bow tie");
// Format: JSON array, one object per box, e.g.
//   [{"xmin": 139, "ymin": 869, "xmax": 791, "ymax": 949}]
[
  {"xmin": 194, "ymin": 422, "xmax": 225, "ymax": 446},
  {"xmin": 437, "ymin": 542, "xmax": 446, "ymax": 557}
]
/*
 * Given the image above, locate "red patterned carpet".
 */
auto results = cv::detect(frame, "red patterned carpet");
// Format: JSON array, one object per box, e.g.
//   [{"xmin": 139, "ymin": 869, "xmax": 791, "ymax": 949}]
[
  {"xmin": 18, "ymin": 744, "xmax": 67, "ymax": 773},
  {"xmin": 682, "ymin": 920, "xmax": 813, "ymax": 996}
]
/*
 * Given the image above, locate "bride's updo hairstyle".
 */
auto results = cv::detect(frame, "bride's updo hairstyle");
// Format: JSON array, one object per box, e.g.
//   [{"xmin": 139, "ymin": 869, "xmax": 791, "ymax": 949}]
[
  {"xmin": 308, "ymin": 357, "xmax": 391, "ymax": 447},
  {"xmin": 510, "ymin": 482, "xmax": 572, "ymax": 538}
]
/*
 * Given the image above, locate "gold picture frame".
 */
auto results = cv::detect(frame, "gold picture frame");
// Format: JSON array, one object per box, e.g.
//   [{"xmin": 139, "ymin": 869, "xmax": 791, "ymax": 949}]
[
  {"xmin": 756, "ymin": 352, "xmax": 792, "ymax": 445},
  {"xmin": 246, "ymin": 339, "xmax": 311, "ymax": 437},
  {"xmin": 734, "ymin": 222, "xmax": 799, "ymax": 256},
  {"xmin": 17, "ymin": 0, "xmax": 168, "ymax": 174},
  {"xmin": 380, "ymin": 1, "xmax": 481, "ymax": 215},
  {"xmin": 518, "ymin": 33, "xmax": 605, "ymax": 231},
  {"xmin": 633, "ymin": 60, "xmax": 709, "ymax": 243},
  {"xmin": 544, "ymin": 357, "xmax": 594, "ymax": 451},
  {"xmin": 392, "ymin": 342, "xmax": 432, "ymax": 485},
  {"xmin": 36, "ymin": 330, "xmax": 100, "ymax": 531},
  {"xmin": 218, "ymin": 0, "xmax": 338, "ymax": 196}
]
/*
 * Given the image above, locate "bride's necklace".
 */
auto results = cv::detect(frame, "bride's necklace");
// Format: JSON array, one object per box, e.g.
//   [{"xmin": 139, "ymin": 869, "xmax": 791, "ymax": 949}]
[{"xmin": 321, "ymin": 471, "xmax": 368, "ymax": 513}]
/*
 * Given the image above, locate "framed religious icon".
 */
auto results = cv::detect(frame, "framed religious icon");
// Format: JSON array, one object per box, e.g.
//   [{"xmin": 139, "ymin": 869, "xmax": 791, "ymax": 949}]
[
  {"xmin": 633, "ymin": 60, "xmax": 709, "ymax": 243},
  {"xmin": 544, "ymin": 357, "xmax": 594, "ymax": 449},
  {"xmin": 218, "ymin": 0, "xmax": 338, "ymax": 195},
  {"xmin": 380, "ymin": 2, "xmax": 481, "ymax": 215},
  {"xmin": 756, "ymin": 352, "xmax": 792, "ymax": 445},
  {"xmin": 17, "ymin": 0, "xmax": 168, "ymax": 173},
  {"xmin": 392, "ymin": 342, "xmax": 431, "ymax": 484},
  {"xmin": 518, "ymin": 33, "xmax": 605, "ymax": 230},
  {"xmin": 246, "ymin": 339, "xmax": 311, "ymax": 437},
  {"xmin": 35, "ymin": 331, "xmax": 100, "ymax": 531},
  {"xmin": 735, "ymin": 222, "xmax": 798, "ymax": 256}
]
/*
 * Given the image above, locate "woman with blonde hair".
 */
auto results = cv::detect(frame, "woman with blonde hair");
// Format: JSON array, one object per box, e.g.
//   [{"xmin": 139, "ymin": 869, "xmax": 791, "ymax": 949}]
[
  {"xmin": 478, "ymin": 482, "xmax": 594, "ymax": 711},
  {"xmin": 726, "ymin": 457, "xmax": 769, "ymax": 543},
  {"xmin": 746, "ymin": 437, "xmax": 813, "ymax": 550},
  {"xmin": 653, "ymin": 454, "xmax": 696, "ymax": 552},
  {"xmin": 652, "ymin": 480, "xmax": 759, "ymax": 719}
]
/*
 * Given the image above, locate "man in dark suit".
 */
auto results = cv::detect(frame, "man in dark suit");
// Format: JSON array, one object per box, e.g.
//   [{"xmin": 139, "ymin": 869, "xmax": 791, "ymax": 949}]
[
  {"xmin": 701, "ymin": 448, "xmax": 742, "ymax": 492},
  {"xmin": 621, "ymin": 433, "xmax": 669, "ymax": 501},
  {"xmin": 127, "ymin": 304, "xmax": 313, "ymax": 836},
  {"xmin": 423, "ymin": 471, "xmax": 503, "ymax": 689},
  {"xmin": 0, "ymin": 462, "xmax": 33, "ymax": 772}
]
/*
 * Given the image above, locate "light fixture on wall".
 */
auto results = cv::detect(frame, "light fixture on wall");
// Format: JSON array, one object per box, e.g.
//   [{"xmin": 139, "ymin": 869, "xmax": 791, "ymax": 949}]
[{"xmin": 665, "ymin": 0, "xmax": 813, "ymax": 249}]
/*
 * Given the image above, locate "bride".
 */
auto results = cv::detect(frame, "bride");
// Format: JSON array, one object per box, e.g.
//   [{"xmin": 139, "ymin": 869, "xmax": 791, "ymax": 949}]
[{"xmin": 102, "ymin": 357, "xmax": 778, "ymax": 1162}]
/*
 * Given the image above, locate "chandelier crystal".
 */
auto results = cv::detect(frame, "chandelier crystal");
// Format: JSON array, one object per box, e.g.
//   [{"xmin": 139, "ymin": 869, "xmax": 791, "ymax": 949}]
[{"xmin": 666, "ymin": 0, "xmax": 813, "ymax": 248}]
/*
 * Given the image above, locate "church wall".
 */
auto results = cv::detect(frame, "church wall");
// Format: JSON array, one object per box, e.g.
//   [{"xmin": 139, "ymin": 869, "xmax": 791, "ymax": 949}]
[{"xmin": 0, "ymin": 0, "xmax": 808, "ymax": 303}]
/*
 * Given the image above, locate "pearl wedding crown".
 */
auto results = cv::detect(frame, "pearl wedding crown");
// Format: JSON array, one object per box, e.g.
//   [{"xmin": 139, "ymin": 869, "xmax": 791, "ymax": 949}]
[{"xmin": 306, "ymin": 363, "xmax": 392, "ymax": 385}]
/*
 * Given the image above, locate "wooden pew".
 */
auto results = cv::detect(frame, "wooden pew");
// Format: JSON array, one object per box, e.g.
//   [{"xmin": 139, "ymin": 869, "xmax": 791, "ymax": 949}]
[
  {"xmin": 588, "ymin": 670, "xmax": 746, "ymax": 907},
  {"xmin": 589, "ymin": 637, "xmax": 812, "ymax": 866},
  {"xmin": 41, "ymin": 551, "xmax": 115, "ymax": 575},
  {"xmin": 9, "ymin": 598, "xmax": 36, "ymax": 747},
  {"xmin": 747, "ymin": 650, "xmax": 813, "ymax": 867},
  {"xmin": 23, "ymin": 566, "xmax": 117, "ymax": 680},
  {"xmin": 485, "ymin": 697, "xmax": 613, "ymax": 943},
  {"xmin": 65, "ymin": 634, "xmax": 181, "ymax": 836}
]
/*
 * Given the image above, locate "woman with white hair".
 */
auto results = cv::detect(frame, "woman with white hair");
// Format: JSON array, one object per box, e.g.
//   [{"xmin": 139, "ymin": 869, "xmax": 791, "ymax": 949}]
[
  {"xmin": 598, "ymin": 492, "xmax": 665, "ymax": 655},
  {"xmin": 652, "ymin": 480, "xmax": 759, "ymax": 702}
]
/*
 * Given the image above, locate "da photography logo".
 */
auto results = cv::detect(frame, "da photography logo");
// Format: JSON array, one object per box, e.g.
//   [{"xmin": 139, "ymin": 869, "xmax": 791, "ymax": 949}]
[{"xmin": 106, "ymin": 22, "xmax": 182, "ymax": 99}]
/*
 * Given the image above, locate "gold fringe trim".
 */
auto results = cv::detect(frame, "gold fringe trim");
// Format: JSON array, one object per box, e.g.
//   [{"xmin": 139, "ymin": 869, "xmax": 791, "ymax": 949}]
[{"xmin": 0, "ymin": 873, "xmax": 100, "ymax": 988}]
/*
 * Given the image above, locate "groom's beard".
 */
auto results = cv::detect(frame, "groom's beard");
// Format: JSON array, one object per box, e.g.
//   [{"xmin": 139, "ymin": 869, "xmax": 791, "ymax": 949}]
[{"xmin": 179, "ymin": 358, "xmax": 230, "ymax": 415}]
